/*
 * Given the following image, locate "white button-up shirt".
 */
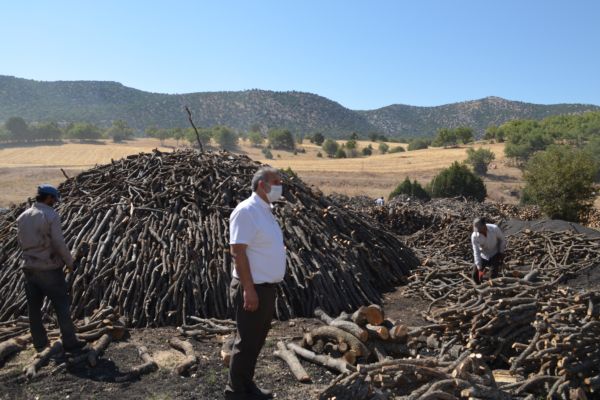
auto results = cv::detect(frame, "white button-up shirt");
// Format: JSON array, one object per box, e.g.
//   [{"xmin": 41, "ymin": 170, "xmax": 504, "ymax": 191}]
[
  {"xmin": 471, "ymin": 223, "xmax": 507, "ymax": 267},
  {"xmin": 229, "ymin": 192, "xmax": 286, "ymax": 284}
]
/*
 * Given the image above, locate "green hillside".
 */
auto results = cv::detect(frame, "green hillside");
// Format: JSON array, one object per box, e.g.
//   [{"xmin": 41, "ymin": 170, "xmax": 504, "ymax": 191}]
[{"xmin": 1, "ymin": 76, "xmax": 598, "ymax": 137}]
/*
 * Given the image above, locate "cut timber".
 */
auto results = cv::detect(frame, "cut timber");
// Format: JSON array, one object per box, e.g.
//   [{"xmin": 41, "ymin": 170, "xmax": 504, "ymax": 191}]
[
  {"xmin": 273, "ymin": 341, "xmax": 310, "ymax": 383},
  {"xmin": 382, "ymin": 319, "xmax": 408, "ymax": 342},
  {"xmin": 115, "ymin": 346, "xmax": 158, "ymax": 382},
  {"xmin": 351, "ymin": 305, "xmax": 384, "ymax": 326},
  {"xmin": 24, "ymin": 340, "xmax": 63, "ymax": 380},
  {"xmin": 87, "ymin": 334, "xmax": 111, "ymax": 367},
  {"xmin": 287, "ymin": 342, "xmax": 352, "ymax": 374},
  {"xmin": 168, "ymin": 337, "xmax": 198, "ymax": 375},
  {"xmin": 365, "ymin": 324, "xmax": 389, "ymax": 341},
  {"xmin": 0, "ymin": 337, "xmax": 26, "ymax": 364},
  {"xmin": 307, "ymin": 326, "xmax": 370, "ymax": 358},
  {"xmin": 314, "ymin": 308, "xmax": 368, "ymax": 342},
  {"xmin": 492, "ymin": 369, "xmax": 520, "ymax": 384}
]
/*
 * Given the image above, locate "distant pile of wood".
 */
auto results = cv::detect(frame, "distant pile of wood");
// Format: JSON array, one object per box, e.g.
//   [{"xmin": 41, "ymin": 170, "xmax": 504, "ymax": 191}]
[{"xmin": 0, "ymin": 149, "xmax": 418, "ymax": 327}]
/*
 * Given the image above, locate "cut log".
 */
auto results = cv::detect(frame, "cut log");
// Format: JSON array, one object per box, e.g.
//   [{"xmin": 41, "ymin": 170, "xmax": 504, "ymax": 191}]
[
  {"xmin": 351, "ymin": 305, "xmax": 384, "ymax": 326},
  {"xmin": 273, "ymin": 341, "xmax": 310, "ymax": 383},
  {"xmin": 314, "ymin": 308, "xmax": 368, "ymax": 342},
  {"xmin": 115, "ymin": 346, "xmax": 158, "ymax": 382},
  {"xmin": 24, "ymin": 340, "xmax": 63, "ymax": 380},
  {"xmin": 0, "ymin": 337, "xmax": 26, "ymax": 364},
  {"xmin": 308, "ymin": 326, "xmax": 370, "ymax": 358},
  {"xmin": 365, "ymin": 324, "xmax": 389, "ymax": 341},
  {"xmin": 287, "ymin": 342, "xmax": 352, "ymax": 374},
  {"xmin": 221, "ymin": 335, "xmax": 234, "ymax": 366}
]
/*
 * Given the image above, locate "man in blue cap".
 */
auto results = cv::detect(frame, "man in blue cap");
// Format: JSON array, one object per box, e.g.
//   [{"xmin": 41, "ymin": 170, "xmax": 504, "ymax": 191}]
[{"xmin": 16, "ymin": 184, "xmax": 85, "ymax": 352}]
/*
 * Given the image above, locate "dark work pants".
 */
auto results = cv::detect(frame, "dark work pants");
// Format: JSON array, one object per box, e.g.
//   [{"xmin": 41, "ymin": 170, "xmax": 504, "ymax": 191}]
[
  {"xmin": 226, "ymin": 278, "xmax": 277, "ymax": 395},
  {"xmin": 472, "ymin": 253, "xmax": 503, "ymax": 284},
  {"xmin": 23, "ymin": 268, "xmax": 79, "ymax": 350}
]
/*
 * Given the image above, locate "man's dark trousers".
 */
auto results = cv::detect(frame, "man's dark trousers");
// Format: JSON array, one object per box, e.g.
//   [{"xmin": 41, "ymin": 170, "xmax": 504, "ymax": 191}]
[
  {"xmin": 23, "ymin": 268, "xmax": 79, "ymax": 350},
  {"xmin": 226, "ymin": 277, "xmax": 277, "ymax": 396},
  {"xmin": 471, "ymin": 253, "xmax": 503, "ymax": 284}
]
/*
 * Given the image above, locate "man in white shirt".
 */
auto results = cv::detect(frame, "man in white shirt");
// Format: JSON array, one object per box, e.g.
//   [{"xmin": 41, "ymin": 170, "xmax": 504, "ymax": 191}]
[
  {"xmin": 471, "ymin": 218, "xmax": 507, "ymax": 284},
  {"xmin": 375, "ymin": 197, "xmax": 385, "ymax": 206},
  {"xmin": 225, "ymin": 167, "xmax": 286, "ymax": 400}
]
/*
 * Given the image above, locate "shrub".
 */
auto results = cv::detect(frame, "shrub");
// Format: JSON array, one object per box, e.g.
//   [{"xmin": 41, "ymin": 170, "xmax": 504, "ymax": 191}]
[
  {"xmin": 335, "ymin": 148, "xmax": 347, "ymax": 158},
  {"xmin": 268, "ymin": 129, "xmax": 295, "ymax": 151},
  {"xmin": 379, "ymin": 142, "xmax": 389, "ymax": 154},
  {"xmin": 362, "ymin": 146, "xmax": 373, "ymax": 156},
  {"xmin": 389, "ymin": 145, "xmax": 405, "ymax": 153},
  {"xmin": 316, "ymin": 151, "xmax": 323, "ymax": 158},
  {"xmin": 261, "ymin": 147, "xmax": 273, "ymax": 159},
  {"xmin": 345, "ymin": 139, "xmax": 357, "ymax": 150},
  {"xmin": 66, "ymin": 123, "xmax": 102, "ymax": 141},
  {"xmin": 389, "ymin": 177, "xmax": 430, "ymax": 201},
  {"xmin": 322, "ymin": 139, "xmax": 339, "ymax": 157},
  {"xmin": 407, "ymin": 138, "xmax": 430, "ymax": 151},
  {"xmin": 466, "ymin": 148, "xmax": 496, "ymax": 175},
  {"xmin": 522, "ymin": 145, "xmax": 598, "ymax": 221},
  {"xmin": 213, "ymin": 126, "xmax": 238, "ymax": 150},
  {"xmin": 312, "ymin": 132, "xmax": 325, "ymax": 145},
  {"xmin": 428, "ymin": 162, "xmax": 487, "ymax": 202},
  {"xmin": 248, "ymin": 131, "xmax": 264, "ymax": 147}
]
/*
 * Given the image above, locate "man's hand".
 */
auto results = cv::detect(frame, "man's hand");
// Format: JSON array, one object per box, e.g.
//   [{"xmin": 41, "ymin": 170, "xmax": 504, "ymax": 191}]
[
  {"xmin": 478, "ymin": 270, "xmax": 485, "ymax": 281},
  {"xmin": 243, "ymin": 285, "xmax": 259, "ymax": 312}
]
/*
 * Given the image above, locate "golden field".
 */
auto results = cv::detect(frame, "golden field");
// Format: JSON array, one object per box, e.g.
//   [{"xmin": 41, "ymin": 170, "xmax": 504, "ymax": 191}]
[{"xmin": 0, "ymin": 138, "xmax": 521, "ymax": 207}]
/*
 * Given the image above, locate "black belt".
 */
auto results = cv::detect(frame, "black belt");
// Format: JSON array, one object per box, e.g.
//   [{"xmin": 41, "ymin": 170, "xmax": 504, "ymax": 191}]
[{"xmin": 254, "ymin": 282, "xmax": 279, "ymax": 288}]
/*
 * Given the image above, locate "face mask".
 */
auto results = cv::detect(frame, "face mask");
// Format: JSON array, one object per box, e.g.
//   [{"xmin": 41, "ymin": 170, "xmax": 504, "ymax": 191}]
[{"xmin": 266, "ymin": 184, "xmax": 283, "ymax": 203}]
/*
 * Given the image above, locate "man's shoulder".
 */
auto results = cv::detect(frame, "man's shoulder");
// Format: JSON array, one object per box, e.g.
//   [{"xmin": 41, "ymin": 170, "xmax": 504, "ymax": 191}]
[{"xmin": 231, "ymin": 197, "xmax": 257, "ymax": 217}]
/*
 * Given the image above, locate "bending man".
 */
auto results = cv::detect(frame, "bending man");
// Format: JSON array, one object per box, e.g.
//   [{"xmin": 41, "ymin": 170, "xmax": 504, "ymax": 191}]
[
  {"xmin": 17, "ymin": 184, "xmax": 85, "ymax": 352},
  {"xmin": 226, "ymin": 167, "xmax": 286, "ymax": 400},
  {"xmin": 471, "ymin": 217, "xmax": 506, "ymax": 284}
]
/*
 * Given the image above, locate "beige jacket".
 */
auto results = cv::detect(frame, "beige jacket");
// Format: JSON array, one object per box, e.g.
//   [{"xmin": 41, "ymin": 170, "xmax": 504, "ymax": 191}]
[{"xmin": 17, "ymin": 203, "xmax": 74, "ymax": 271}]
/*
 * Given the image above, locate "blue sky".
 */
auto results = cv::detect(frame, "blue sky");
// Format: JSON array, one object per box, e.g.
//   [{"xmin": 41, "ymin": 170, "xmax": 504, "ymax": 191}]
[{"xmin": 1, "ymin": 1, "xmax": 599, "ymax": 109}]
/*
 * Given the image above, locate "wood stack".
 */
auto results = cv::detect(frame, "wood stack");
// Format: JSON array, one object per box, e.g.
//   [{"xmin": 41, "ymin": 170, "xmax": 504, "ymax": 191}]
[{"xmin": 0, "ymin": 149, "xmax": 418, "ymax": 327}]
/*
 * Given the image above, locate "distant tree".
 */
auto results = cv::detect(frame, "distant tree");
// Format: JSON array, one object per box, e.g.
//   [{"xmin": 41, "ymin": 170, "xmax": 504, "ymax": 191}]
[
  {"xmin": 362, "ymin": 145, "xmax": 373, "ymax": 156},
  {"xmin": 250, "ymin": 123, "xmax": 261, "ymax": 133},
  {"xmin": 583, "ymin": 137, "xmax": 600, "ymax": 182},
  {"xmin": 432, "ymin": 128, "xmax": 458, "ymax": 147},
  {"xmin": 213, "ymin": 126, "xmax": 238, "ymax": 150},
  {"xmin": 66, "ymin": 123, "xmax": 102, "ymax": 141},
  {"xmin": 172, "ymin": 128, "xmax": 186, "ymax": 146},
  {"xmin": 407, "ymin": 138, "xmax": 430, "ymax": 151},
  {"xmin": 345, "ymin": 139, "xmax": 357, "ymax": 150},
  {"xmin": 5, "ymin": 117, "xmax": 29, "ymax": 141},
  {"xmin": 428, "ymin": 162, "xmax": 487, "ymax": 202},
  {"xmin": 312, "ymin": 132, "xmax": 325, "ymax": 145},
  {"xmin": 389, "ymin": 145, "xmax": 405, "ymax": 153},
  {"xmin": 186, "ymin": 127, "xmax": 212, "ymax": 147},
  {"xmin": 379, "ymin": 142, "xmax": 389, "ymax": 154},
  {"xmin": 296, "ymin": 133, "xmax": 304, "ymax": 145},
  {"xmin": 106, "ymin": 120, "xmax": 135, "ymax": 143},
  {"xmin": 522, "ymin": 145, "xmax": 598, "ymax": 221},
  {"xmin": 455, "ymin": 127, "xmax": 474, "ymax": 144},
  {"xmin": 316, "ymin": 151, "xmax": 323, "ymax": 158},
  {"xmin": 146, "ymin": 127, "xmax": 172, "ymax": 146},
  {"xmin": 369, "ymin": 132, "xmax": 378, "ymax": 142},
  {"xmin": 268, "ymin": 129, "xmax": 295, "ymax": 151},
  {"xmin": 466, "ymin": 148, "xmax": 496, "ymax": 175},
  {"xmin": 504, "ymin": 131, "xmax": 552, "ymax": 165},
  {"xmin": 484, "ymin": 126, "xmax": 504, "ymax": 142},
  {"xmin": 261, "ymin": 147, "xmax": 273, "ymax": 159},
  {"xmin": 0, "ymin": 126, "xmax": 9, "ymax": 141},
  {"xmin": 248, "ymin": 131, "xmax": 264, "ymax": 147},
  {"xmin": 30, "ymin": 121, "xmax": 63, "ymax": 141},
  {"xmin": 389, "ymin": 177, "xmax": 430, "ymax": 201},
  {"xmin": 350, "ymin": 132, "xmax": 359, "ymax": 140},
  {"xmin": 335, "ymin": 148, "xmax": 347, "ymax": 158},
  {"xmin": 322, "ymin": 139, "xmax": 339, "ymax": 157}
]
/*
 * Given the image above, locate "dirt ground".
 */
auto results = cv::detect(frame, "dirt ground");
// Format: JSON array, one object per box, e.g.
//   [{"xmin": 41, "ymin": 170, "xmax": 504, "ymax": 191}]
[{"xmin": 0, "ymin": 288, "xmax": 430, "ymax": 400}]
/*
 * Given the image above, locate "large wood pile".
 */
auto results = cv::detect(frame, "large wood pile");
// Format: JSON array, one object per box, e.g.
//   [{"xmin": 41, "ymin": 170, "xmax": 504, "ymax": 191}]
[{"xmin": 0, "ymin": 149, "xmax": 417, "ymax": 327}]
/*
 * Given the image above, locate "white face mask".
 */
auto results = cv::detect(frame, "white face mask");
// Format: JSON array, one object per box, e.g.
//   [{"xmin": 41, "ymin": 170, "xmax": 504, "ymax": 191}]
[{"xmin": 266, "ymin": 184, "xmax": 283, "ymax": 203}]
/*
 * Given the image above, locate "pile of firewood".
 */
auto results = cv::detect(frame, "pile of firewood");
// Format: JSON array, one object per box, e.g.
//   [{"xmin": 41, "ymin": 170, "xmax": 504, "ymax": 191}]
[{"xmin": 0, "ymin": 149, "xmax": 418, "ymax": 327}]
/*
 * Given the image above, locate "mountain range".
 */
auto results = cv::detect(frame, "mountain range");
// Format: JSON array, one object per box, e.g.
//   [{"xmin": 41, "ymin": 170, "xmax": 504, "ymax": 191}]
[{"xmin": 1, "ymin": 75, "xmax": 598, "ymax": 138}]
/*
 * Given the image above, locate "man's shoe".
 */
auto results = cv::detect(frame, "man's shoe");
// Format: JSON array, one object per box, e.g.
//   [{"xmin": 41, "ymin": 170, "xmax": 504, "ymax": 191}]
[
  {"xmin": 224, "ymin": 391, "xmax": 249, "ymax": 400},
  {"xmin": 248, "ymin": 383, "xmax": 273, "ymax": 399}
]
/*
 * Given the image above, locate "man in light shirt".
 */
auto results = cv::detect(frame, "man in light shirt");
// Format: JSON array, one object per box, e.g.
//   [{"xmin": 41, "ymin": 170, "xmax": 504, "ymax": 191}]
[
  {"xmin": 471, "ymin": 217, "xmax": 507, "ymax": 284},
  {"xmin": 16, "ymin": 184, "xmax": 86, "ymax": 352},
  {"xmin": 225, "ymin": 167, "xmax": 286, "ymax": 400}
]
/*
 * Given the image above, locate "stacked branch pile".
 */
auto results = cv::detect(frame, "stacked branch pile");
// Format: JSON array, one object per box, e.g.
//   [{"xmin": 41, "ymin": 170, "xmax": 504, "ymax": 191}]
[{"xmin": 0, "ymin": 149, "xmax": 417, "ymax": 327}]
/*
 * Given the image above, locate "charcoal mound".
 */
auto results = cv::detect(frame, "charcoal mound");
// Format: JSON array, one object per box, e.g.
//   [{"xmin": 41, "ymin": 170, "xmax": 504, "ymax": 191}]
[{"xmin": 0, "ymin": 150, "xmax": 417, "ymax": 327}]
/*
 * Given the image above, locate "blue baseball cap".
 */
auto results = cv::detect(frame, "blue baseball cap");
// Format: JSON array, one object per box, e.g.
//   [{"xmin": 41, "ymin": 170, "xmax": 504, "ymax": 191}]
[{"xmin": 37, "ymin": 184, "xmax": 61, "ymax": 201}]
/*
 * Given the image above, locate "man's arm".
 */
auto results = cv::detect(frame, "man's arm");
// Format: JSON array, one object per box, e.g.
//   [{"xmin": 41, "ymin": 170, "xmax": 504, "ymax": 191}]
[
  {"xmin": 230, "ymin": 244, "xmax": 258, "ymax": 312},
  {"xmin": 471, "ymin": 234, "xmax": 483, "ymax": 269},
  {"xmin": 49, "ymin": 214, "xmax": 74, "ymax": 268}
]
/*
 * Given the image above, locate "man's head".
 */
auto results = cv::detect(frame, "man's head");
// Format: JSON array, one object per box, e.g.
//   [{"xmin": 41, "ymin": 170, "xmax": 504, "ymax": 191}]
[
  {"xmin": 36, "ymin": 184, "xmax": 60, "ymax": 207},
  {"xmin": 252, "ymin": 167, "xmax": 282, "ymax": 203},
  {"xmin": 473, "ymin": 217, "xmax": 487, "ymax": 234}
]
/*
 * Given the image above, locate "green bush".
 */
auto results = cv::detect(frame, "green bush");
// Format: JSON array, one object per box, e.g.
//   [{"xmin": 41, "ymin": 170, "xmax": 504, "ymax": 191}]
[
  {"xmin": 335, "ymin": 148, "xmax": 347, "ymax": 158},
  {"xmin": 389, "ymin": 177, "xmax": 430, "ymax": 201},
  {"xmin": 407, "ymin": 138, "xmax": 430, "ymax": 151},
  {"xmin": 345, "ymin": 139, "xmax": 357, "ymax": 150},
  {"xmin": 322, "ymin": 139, "xmax": 339, "ymax": 157},
  {"xmin": 466, "ymin": 148, "xmax": 495, "ymax": 175},
  {"xmin": 268, "ymin": 129, "xmax": 295, "ymax": 151},
  {"xmin": 66, "ymin": 123, "xmax": 102, "ymax": 141},
  {"xmin": 261, "ymin": 147, "xmax": 273, "ymax": 159},
  {"xmin": 522, "ymin": 145, "xmax": 598, "ymax": 221},
  {"xmin": 389, "ymin": 145, "xmax": 405, "ymax": 153},
  {"xmin": 316, "ymin": 151, "xmax": 323, "ymax": 158},
  {"xmin": 213, "ymin": 126, "xmax": 238, "ymax": 150},
  {"xmin": 106, "ymin": 120, "xmax": 135, "ymax": 143},
  {"xmin": 312, "ymin": 132, "xmax": 325, "ymax": 145},
  {"xmin": 362, "ymin": 146, "xmax": 373, "ymax": 156},
  {"xmin": 428, "ymin": 162, "xmax": 487, "ymax": 202},
  {"xmin": 379, "ymin": 142, "xmax": 389, "ymax": 154},
  {"xmin": 248, "ymin": 131, "xmax": 264, "ymax": 147}
]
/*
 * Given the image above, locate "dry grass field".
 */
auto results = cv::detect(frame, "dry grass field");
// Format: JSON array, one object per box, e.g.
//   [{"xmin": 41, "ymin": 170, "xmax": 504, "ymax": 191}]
[{"xmin": 0, "ymin": 138, "xmax": 522, "ymax": 207}]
